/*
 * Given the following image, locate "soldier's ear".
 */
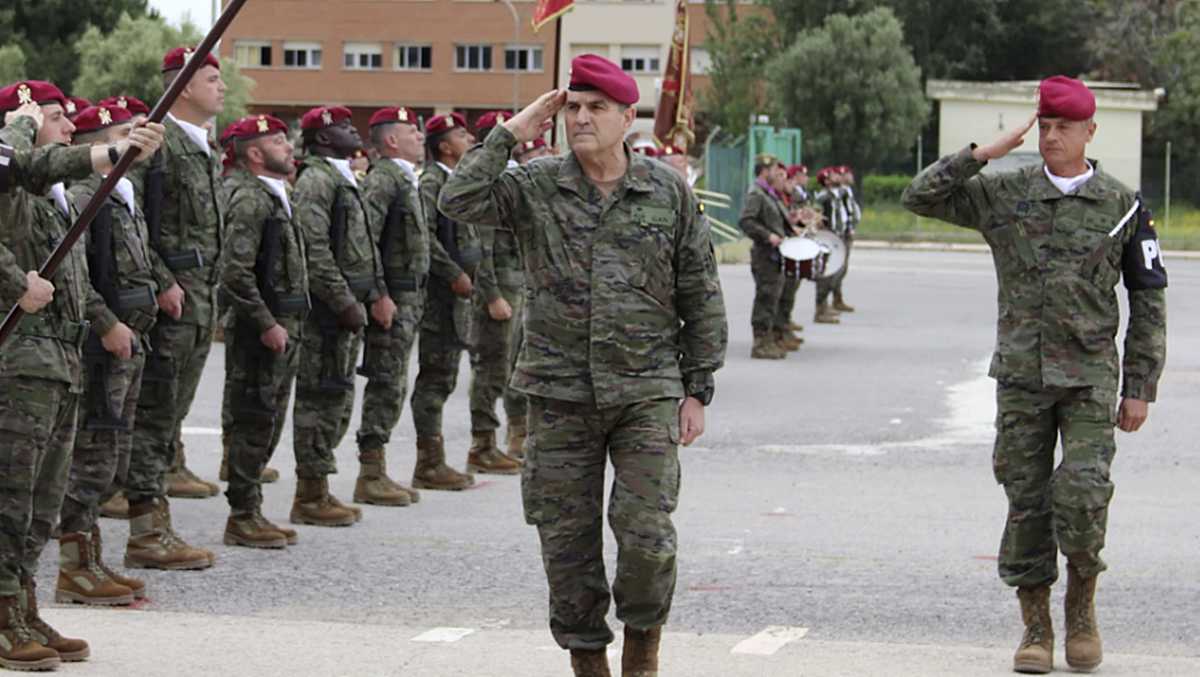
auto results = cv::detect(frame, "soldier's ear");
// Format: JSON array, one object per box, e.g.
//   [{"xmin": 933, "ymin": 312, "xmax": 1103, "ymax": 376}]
[{"xmin": 314, "ymin": 128, "xmax": 332, "ymax": 148}]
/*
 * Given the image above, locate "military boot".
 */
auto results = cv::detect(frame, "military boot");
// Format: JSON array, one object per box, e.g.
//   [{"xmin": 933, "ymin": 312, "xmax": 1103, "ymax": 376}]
[
  {"xmin": 1065, "ymin": 563, "xmax": 1102, "ymax": 672},
  {"xmin": 751, "ymin": 330, "xmax": 786, "ymax": 359},
  {"xmin": 224, "ymin": 512, "xmax": 288, "ymax": 549},
  {"xmin": 125, "ymin": 498, "xmax": 214, "ymax": 570},
  {"xmin": 257, "ymin": 515, "xmax": 297, "ymax": 545},
  {"xmin": 814, "ymin": 303, "xmax": 841, "ymax": 324},
  {"xmin": 166, "ymin": 442, "xmax": 219, "ymax": 499},
  {"xmin": 832, "ymin": 292, "xmax": 855, "ymax": 313},
  {"xmin": 21, "ymin": 578, "xmax": 89, "ymax": 662},
  {"xmin": 218, "ymin": 442, "xmax": 279, "ymax": 483},
  {"xmin": 0, "ymin": 595, "xmax": 59, "ymax": 672},
  {"xmin": 467, "ymin": 431, "xmax": 522, "ymax": 475},
  {"xmin": 326, "ymin": 493, "xmax": 363, "ymax": 522},
  {"xmin": 89, "ymin": 525, "xmax": 144, "ymax": 599},
  {"xmin": 622, "ymin": 625, "xmax": 662, "ymax": 677},
  {"xmin": 412, "ymin": 435, "xmax": 475, "ymax": 491},
  {"xmin": 290, "ymin": 477, "xmax": 357, "ymax": 527},
  {"xmin": 354, "ymin": 449, "xmax": 412, "ymax": 506},
  {"xmin": 98, "ymin": 491, "xmax": 129, "ymax": 519},
  {"xmin": 1013, "ymin": 585, "xmax": 1054, "ymax": 674},
  {"xmin": 569, "ymin": 648, "xmax": 612, "ymax": 677},
  {"xmin": 786, "ymin": 322, "xmax": 805, "ymax": 333},
  {"xmin": 775, "ymin": 328, "xmax": 803, "ymax": 352},
  {"xmin": 55, "ymin": 532, "xmax": 135, "ymax": 606},
  {"xmin": 506, "ymin": 416, "xmax": 528, "ymax": 461}
]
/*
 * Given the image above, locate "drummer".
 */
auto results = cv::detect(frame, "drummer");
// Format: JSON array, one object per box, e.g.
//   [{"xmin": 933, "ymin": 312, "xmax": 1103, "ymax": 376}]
[
  {"xmin": 738, "ymin": 154, "xmax": 800, "ymax": 359},
  {"xmin": 777, "ymin": 164, "xmax": 811, "ymax": 336},
  {"xmin": 813, "ymin": 167, "xmax": 849, "ymax": 323}
]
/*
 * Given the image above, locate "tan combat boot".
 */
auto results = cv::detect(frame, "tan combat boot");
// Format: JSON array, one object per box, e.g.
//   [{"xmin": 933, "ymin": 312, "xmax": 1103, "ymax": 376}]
[
  {"xmin": 218, "ymin": 442, "xmax": 279, "ymax": 483},
  {"xmin": 166, "ymin": 441, "xmax": 220, "ymax": 498},
  {"xmin": 99, "ymin": 491, "xmax": 129, "ymax": 519},
  {"xmin": 786, "ymin": 322, "xmax": 804, "ymax": 333},
  {"xmin": 569, "ymin": 648, "xmax": 612, "ymax": 677},
  {"xmin": 1065, "ymin": 563, "xmax": 1102, "ymax": 672},
  {"xmin": 290, "ymin": 477, "xmax": 357, "ymax": 527},
  {"xmin": 506, "ymin": 416, "xmax": 528, "ymax": 461},
  {"xmin": 751, "ymin": 330, "xmax": 786, "ymax": 359},
  {"xmin": 832, "ymin": 292, "xmax": 855, "ymax": 313},
  {"xmin": 814, "ymin": 303, "xmax": 841, "ymax": 324},
  {"xmin": 412, "ymin": 435, "xmax": 475, "ymax": 491},
  {"xmin": 622, "ymin": 625, "xmax": 662, "ymax": 677},
  {"xmin": 467, "ymin": 431, "xmax": 522, "ymax": 475},
  {"xmin": 1013, "ymin": 585, "xmax": 1054, "ymax": 674},
  {"xmin": 55, "ymin": 532, "xmax": 134, "ymax": 606},
  {"xmin": 89, "ymin": 525, "xmax": 145, "ymax": 599},
  {"xmin": 775, "ymin": 328, "xmax": 803, "ymax": 352},
  {"xmin": 0, "ymin": 594, "xmax": 59, "ymax": 672},
  {"xmin": 224, "ymin": 512, "xmax": 288, "ymax": 549},
  {"xmin": 354, "ymin": 449, "xmax": 413, "ymax": 506},
  {"xmin": 21, "ymin": 578, "xmax": 89, "ymax": 662},
  {"xmin": 125, "ymin": 498, "xmax": 214, "ymax": 570},
  {"xmin": 257, "ymin": 515, "xmax": 297, "ymax": 545}
]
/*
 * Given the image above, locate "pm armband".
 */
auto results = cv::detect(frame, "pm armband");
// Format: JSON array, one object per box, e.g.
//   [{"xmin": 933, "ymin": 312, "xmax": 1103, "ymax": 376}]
[{"xmin": 1121, "ymin": 205, "xmax": 1168, "ymax": 290}]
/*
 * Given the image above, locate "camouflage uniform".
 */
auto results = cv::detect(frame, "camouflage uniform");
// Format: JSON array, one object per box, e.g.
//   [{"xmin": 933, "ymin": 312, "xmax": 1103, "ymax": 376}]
[
  {"xmin": 220, "ymin": 168, "xmax": 309, "ymax": 514},
  {"xmin": 128, "ymin": 115, "xmax": 224, "ymax": 503},
  {"xmin": 468, "ymin": 213, "xmax": 526, "ymax": 434},
  {"xmin": 738, "ymin": 182, "xmax": 790, "ymax": 333},
  {"xmin": 411, "ymin": 162, "xmax": 481, "ymax": 438},
  {"xmin": 355, "ymin": 159, "xmax": 428, "ymax": 452},
  {"xmin": 902, "ymin": 147, "xmax": 1167, "ymax": 587},
  {"xmin": 0, "ymin": 118, "xmax": 102, "ymax": 596},
  {"xmin": 439, "ymin": 126, "xmax": 728, "ymax": 649},
  {"xmin": 292, "ymin": 155, "xmax": 385, "ymax": 479},
  {"xmin": 59, "ymin": 174, "xmax": 159, "ymax": 535}
]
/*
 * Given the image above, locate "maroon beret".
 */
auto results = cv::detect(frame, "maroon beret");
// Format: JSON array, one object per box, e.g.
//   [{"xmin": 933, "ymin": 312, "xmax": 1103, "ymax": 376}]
[
  {"xmin": 786, "ymin": 164, "xmax": 808, "ymax": 178},
  {"xmin": 425, "ymin": 112, "xmax": 467, "ymax": 137},
  {"xmin": 1038, "ymin": 76, "xmax": 1095, "ymax": 121},
  {"xmin": 73, "ymin": 105, "xmax": 134, "ymax": 134},
  {"xmin": 569, "ymin": 54, "xmax": 639, "ymax": 105},
  {"xmin": 99, "ymin": 95, "xmax": 150, "ymax": 116},
  {"xmin": 369, "ymin": 107, "xmax": 418, "ymax": 127},
  {"xmin": 0, "ymin": 80, "xmax": 67, "ymax": 111},
  {"xmin": 300, "ymin": 105, "xmax": 353, "ymax": 131},
  {"xmin": 65, "ymin": 96, "xmax": 91, "ymax": 118},
  {"xmin": 222, "ymin": 114, "xmax": 289, "ymax": 143},
  {"xmin": 816, "ymin": 167, "xmax": 835, "ymax": 186},
  {"xmin": 162, "ymin": 47, "xmax": 221, "ymax": 73},
  {"xmin": 474, "ymin": 110, "xmax": 511, "ymax": 134}
]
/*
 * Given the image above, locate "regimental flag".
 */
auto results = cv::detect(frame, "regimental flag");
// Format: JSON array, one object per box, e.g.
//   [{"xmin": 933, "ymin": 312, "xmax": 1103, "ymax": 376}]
[
  {"xmin": 533, "ymin": 0, "xmax": 574, "ymax": 32},
  {"xmin": 654, "ymin": 0, "xmax": 695, "ymax": 152}
]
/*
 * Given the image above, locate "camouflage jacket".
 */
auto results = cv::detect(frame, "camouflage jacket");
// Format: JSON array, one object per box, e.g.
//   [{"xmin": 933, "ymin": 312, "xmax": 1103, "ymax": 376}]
[
  {"xmin": 419, "ymin": 162, "xmax": 482, "ymax": 284},
  {"xmin": 293, "ymin": 155, "xmax": 385, "ymax": 313},
  {"xmin": 221, "ymin": 169, "xmax": 309, "ymax": 332},
  {"xmin": 69, "ymin": 173, "xmax": 160, "ymax": 337},
  {"xmin": 902, "ymin": 147, "xmax": 1167, "ymax": 400},
  {"xmin": 0, "ymin": 117, "xmax": 105, "ymax": 388},
  {"xmin": 362, "ymin": 158, "xmax": 429, "ymax": 297},
  {"xmin": 739, "ymin": 182, "xmax": 790, "ymax": 249},
  {"xmin": 135, "ymin": 115, "xmax": 225, "ymax": 326},
  {"xmin": 439, "ymin": 125, "xmax": 728, "ymax": 407},
  {"xmin": 477, "ymin": 220, "xmax": 524, "ymax": 302}
]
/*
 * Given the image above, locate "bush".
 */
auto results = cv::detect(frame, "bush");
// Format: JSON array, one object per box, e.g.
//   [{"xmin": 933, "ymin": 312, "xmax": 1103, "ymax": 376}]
[{"xmin": 861, "ymin": 174, "xmax": 912, "ymax": 204}]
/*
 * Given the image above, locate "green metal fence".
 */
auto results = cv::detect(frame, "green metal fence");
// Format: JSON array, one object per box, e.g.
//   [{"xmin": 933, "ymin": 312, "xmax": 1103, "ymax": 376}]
[{"xmin": 702, "ymin": 124, "xmax": 802, "ymax": 243}]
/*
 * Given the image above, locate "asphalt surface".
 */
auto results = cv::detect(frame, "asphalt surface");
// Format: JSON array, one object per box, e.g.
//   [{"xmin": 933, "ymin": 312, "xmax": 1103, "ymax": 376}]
[{"xmin": 36, "ymin": 248, "xmax": 1200, "ymax": 675}]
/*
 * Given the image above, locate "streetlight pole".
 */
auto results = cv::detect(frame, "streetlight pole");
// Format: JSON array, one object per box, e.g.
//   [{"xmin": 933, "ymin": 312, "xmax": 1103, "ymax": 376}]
[{"xmin": 498, "ymin": 0, "xmax": 520, "ymax": 113}]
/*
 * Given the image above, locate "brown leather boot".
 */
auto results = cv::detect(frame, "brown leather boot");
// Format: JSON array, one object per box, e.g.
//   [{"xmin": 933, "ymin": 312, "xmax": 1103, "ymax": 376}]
[
  {"xmin": 327, "ymin": 492, "xmax": 363, "ymax": 523},
  {"xmin": 814, "ymin": 303, "xmax": 841, "ymax": 324},
  {"xmin": 99, "ymin": 491, "xmax": 129, "ymax": 519},
  {"xmin": 21, "ymin": 578, "xmax": 89, "ymax": 662},
  {"xmin": 224, "ymin": 512, "xmax": 288, "ymax": 549},
  {"xmin": 412, "ymin": 435, "xmax": 475, "ymax": 490},
  {"xmin": 622, "ymin": 625, "xmax": 662, "ymax": 677},
  {"xmin": 257, "ymin": 515, "xmax": 297, "ymax": 545},
  {"xmin": 290, "ymin": 477, "xmax": 357, "ymax": 527},
  {"xmin": 569, "ymin": 648, "xmax": 612, "ymax": 677},
  {"xmin": 467, "ymin": 432, "xmax": 522, "ymax": 475},
  {"xmin": 0, "ymin": 594, "xmax": 59, "ymax": 671},
  {"xmin": 775, "ymin": 328, "xmax": 802, "ymax": 352},
  {"xmin": 786, "ymin": 322, "xmax": 804, "ymax": 333},
  {"xmin": 1013, "ymin": 585, "xmax": 1054, "ymax": 674},
  {"xmin": 833, "ymin": 293, "xmax": 855, "ymax": 312},
  {"xmin": 354, "ymin": 449, "xmax": 412, "ymax": 506},
  {"xmin": 219, "ymin": 442, "xmax": 279, "ymax": 484},
  {"xmin": 89, "ymin": 525, "xmax": 144, "ymax": 599},
  {"xmin": 1065, "ymin": 563, "xmax": 1102, "ymax": 672},
  {"xmin": 125, "ymin": 498, "xmax": 214, "ymax": 570},
  {"xmin": 166, "ymin": 441, "xmax": 219, "ymax": 498},
  {"xmin": 751, "ymin": 330, "xmax": 786, "ymax": 359},
  {"xmin": 506, "ymin": 416, "xmax": 528, "ymax": 461},
  {"xmin": 55, "ymin": 532, "xmax": 135, "ymax": 606}
]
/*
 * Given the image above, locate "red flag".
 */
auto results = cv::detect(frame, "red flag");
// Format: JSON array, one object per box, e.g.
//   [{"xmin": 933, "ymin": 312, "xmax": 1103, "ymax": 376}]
[
  {"xmin": 532, "ymin": 0, "xmax": 574, "ymax": 32},
  {"xmin": 654, "ymin": 0, "xmax": 694, "ymax": 151}
]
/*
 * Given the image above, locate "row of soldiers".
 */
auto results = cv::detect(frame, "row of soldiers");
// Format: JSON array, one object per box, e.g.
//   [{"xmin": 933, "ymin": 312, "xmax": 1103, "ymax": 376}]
[{"xmin": 740, "ymin": 156, "xmax": 862, "ymax": 359}]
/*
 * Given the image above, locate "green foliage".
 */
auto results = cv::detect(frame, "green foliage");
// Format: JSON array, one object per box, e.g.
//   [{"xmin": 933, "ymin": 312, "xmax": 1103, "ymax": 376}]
[
  {"xmin": 767, "ymin": 8, "xmax": 928, "ymax": 172},
  {"xmin": 1149, "ymin": 0, "xmax": 1200, "ymax": 203},
  {"xmin": 0, "ymin": 45, "xmax": 26, "ymax": 85},
  {"xmin": 5, "ymin": 0, "xmax": 151, "ymax": 90},
  {"xmin": 700, "ymin": 1, "xmax": 781, "ymax": 138},
  {"xmin": 861, "ymin": 174, "xmax": 912, "ymax": 204}
]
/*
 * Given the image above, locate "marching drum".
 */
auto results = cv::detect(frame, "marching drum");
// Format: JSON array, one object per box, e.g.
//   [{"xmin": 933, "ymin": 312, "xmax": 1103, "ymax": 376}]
[
  {"xmin": 807, "ymin": 230, "xmax": 847, "ymax": 280},
  {"xmin": 779, "ymin": 237, "xmax": 824, "ymax": 280}
]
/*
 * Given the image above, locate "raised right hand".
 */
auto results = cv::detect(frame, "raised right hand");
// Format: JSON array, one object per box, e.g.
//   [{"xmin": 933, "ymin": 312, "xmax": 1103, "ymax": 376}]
[
  {"xmin": 973, "ymin": 112, "xmax": 1037, "ymax": 163},
  {"xmin": 4, "ymin": 103, "xmax": 43, "ymax": 130},
  {"xmin": 17, "ymin": 271, "xmax": 54, "ymax": 313},
  {"xmin": 502, "ymin": 89, "xmax": 567, "ymax": 143},
  {"xmin": 157, "ymin": 283, "xmax": 184, "ymax": 320}
]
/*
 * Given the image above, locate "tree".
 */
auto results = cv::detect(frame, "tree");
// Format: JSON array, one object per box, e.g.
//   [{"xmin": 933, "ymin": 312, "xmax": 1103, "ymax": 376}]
[
  {"xmin": 700, "ymin": 1, "xmax": 779, "ymax": 138},
  {"xmin": 73, "ymin": 14, "xmax": 254, "ymax": 131},
  {"xmin": 1149, "ymin": 0, "xmax": 1200, "ymax": 203},
  {"xmin": 0, "ymin": 45, "xmax": 25, "ymax": 85},
  {"xmin": 7, "ymin": 0, "xmax": 153, "ymax": 90},
  {"xmin": 767, "ymin": 8, "xmax": 929, "ymax": 172}
]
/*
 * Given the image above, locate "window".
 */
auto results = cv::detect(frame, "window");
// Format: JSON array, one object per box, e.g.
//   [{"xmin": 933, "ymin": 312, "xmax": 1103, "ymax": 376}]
[
  {"xmin": 395, "ymin": 44, "xmax": 433, "ymax": 71},
  {"xmin": 344, "ymin": 42, "xmax": 383, "ymax": 70},
  {"xmin": 234, "ymin": 41, "xmax": 271, "ymax": 68},
  {"xmin": 455, "ymin": 44, "xmax": 492, "ymax": 72},
  {"xmin": 620, "ymin": 45, "xmax": 661, "ymax": 74},
  {"xmin": 505, "ymin": 45, "xmax": 543, "ymax": 72},
  {"xmin": 689, "ymin": 47, "xmax": 711, "ymax": 75},
  {"xmin": 283, "ymin": 42, "xmax": 322, "ymax": 69}
]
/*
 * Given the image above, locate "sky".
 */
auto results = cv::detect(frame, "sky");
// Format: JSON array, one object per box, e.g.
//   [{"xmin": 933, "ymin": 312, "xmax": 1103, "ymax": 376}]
[{"xmin": 148, "ymin": 0, "xmax": 216, "ymax": 29}]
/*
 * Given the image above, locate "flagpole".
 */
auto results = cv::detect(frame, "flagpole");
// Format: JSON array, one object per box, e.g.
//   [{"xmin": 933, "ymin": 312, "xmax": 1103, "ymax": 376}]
[{"xmin": 551, "ymin": 16, "xmax": 563, "ymax": 147}]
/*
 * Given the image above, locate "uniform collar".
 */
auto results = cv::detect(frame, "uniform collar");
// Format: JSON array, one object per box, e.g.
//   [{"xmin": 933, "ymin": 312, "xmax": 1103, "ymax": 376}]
[
  {"xmin": 556, "ymin": 144, "xmax": 654, "ymax": 197},
  {"xmin": 167, "ymin": 113, "xmax": 212, "ymax": 157},
  {"xmin": 1029, "ymin": 158, "xmax": 1107, "ymax": 201},
  {"xmin": 325, "ymin": 156, "xmax": 358, "ymax": 188},
  {"xmin": 391, "ymin": 158, "xmax": 419, "ymax": 187},
  {"xmin": 256, "ymin": 174, "xmax": 292, "ymax": 217}
]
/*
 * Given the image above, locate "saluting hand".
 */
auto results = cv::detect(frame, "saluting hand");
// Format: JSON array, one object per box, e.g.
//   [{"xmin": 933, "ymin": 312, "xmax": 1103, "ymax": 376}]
[
  {"xmin": 502, "ymin": 90, "xmax": 567, "ymax": 144},
  {"xmin": 973, "ymin": 112, "xmax": 1037, "ymax": 163},
  {"xmin": 4, "ymin": 103, "xmax": 43, "ymax": 130}
]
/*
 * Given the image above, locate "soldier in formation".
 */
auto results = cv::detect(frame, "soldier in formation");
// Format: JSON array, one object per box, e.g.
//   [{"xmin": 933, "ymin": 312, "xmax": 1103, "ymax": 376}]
[{"xmin": 739, "ymin": 154, "xmax": 800, "ymax": 359}]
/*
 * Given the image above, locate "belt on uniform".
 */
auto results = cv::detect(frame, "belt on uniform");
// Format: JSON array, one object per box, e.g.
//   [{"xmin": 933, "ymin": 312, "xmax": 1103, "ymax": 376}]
[
  {"xmin": 14, "ymin": 314, "xmax": 90, "ymax": 350},
  {"xmin": 270, "ymin": 293, "xmax": 311, "ymax": 317},
  {"xmin": 385, "ymin": 272, "xmax": 428, "ymax": 293},
  {"xmin": 122, "ymin": 309, "xmax": 157, "ymax": 334},
  {"xmin": 345, "ymin": 275, "xmax": 376, "ymax": 302}
]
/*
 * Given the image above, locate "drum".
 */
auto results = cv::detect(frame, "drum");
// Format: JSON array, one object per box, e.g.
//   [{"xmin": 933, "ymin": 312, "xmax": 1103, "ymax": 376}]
[
  {"xmin": 779, "ymin": 237, "xmax": 824, "ymax": 280},
  {"xmin": 808, "ymin": 230, "xmax": 847, "ymax": 280}
]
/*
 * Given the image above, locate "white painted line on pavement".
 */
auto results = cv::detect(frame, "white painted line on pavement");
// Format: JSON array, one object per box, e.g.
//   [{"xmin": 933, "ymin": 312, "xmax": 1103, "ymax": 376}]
[
  {"xmin": 411, "ymin": 627, "xmax": 476, "ymax": 643},
  {"xmin": 181, "ymin": 426, "xmax": 221, "ymax": 436},
  {"xmin": 731, "ymin": 626, "xmax": 809, "ymax": 656}
]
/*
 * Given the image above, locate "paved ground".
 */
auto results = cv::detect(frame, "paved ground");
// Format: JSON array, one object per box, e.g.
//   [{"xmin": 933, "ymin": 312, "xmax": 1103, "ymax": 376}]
[{"xmin": 35, "ymin": 248, "xmax": 1200, "ymax": 676}]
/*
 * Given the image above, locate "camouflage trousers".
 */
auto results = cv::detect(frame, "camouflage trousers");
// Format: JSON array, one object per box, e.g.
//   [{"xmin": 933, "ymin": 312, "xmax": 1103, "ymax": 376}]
[
  {"xmin": 60, "ymin": 348, "xmax": 146, "ymax": 534},
  {"xmin": 469, "ymin": 286, "xmax": 527, "ymax": 434},
  {"xmin": 411, "ymin": 290, "xmax": 469, "ymax": 438},
  {"xmin": 749, "ymin": 244, "xmax": 785, "ymax": 333},
  {"xmin": 129, "ymin": 314, "xmax": 213, "ymax": 503},
  {"xmin": 993, "ymin": 382, "xmax": 1117, "ymax": 587},
  {"xmin": 0, "ymin": 378, "xmax": 77, "ymax": 596},
  {"xmin": 778, "ymin": 277, "xmax": 801, "ymax": 328},
  {"xmin": 223, "ymin": 315, "xmax": 302, "ymax": 514},
  {"xmin": 356, "ymin": 291, "xmax": 424, "ymax": 453},
  {"xmin": 816, "ymin": 233, "xmax": 852, "ymax": 304},
  {"xmin": 293, "ymin": 310, "xmax": 363, "ymax": 478},
  {"xmin": 523, "ymin": 396, "xmax": 681, "ymax": 649}
]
